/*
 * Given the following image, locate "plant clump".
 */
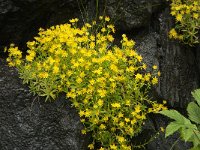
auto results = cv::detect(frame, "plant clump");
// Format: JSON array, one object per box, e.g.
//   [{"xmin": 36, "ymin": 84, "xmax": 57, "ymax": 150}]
[
  {"xmin": 5, "ymin": 17, "xmax": 167, "ymax": 149},
  {"xmin": 169, "ymin": 0, "xmax": 200, "ymax": 46}
]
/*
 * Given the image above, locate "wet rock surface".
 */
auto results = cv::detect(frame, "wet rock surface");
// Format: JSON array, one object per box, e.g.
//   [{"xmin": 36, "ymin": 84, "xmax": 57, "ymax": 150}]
[
  {"xmin": 0, "ymin": 0, "xmax": 200, "ymax": 149},
  {"xmin": 105, "ymin": 0, "xmax": 167, "ymax": 31},
  {"xmin": 0, "ymin": 58, "xmax": 89, "ymax": 150},
  {"xmin": 156, "ymin": 8, "xmax": 199, "ymax": 108}
]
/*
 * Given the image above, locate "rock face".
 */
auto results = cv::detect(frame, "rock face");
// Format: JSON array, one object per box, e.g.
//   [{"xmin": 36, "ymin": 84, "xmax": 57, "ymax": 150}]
[
  {"xmin": 135, "ymin": 7, "xmax": 199, "ymax": 108},
  {"xmin": 0, "ymin": 0, "xmax": 88, "ymax": 50},
  {"xmin": 156, "ymin": 8, "xmax": 199, "ymax": 108},
  {"xmin": 0, "ymin": 58, "xmax": 89, "ymax": 150},
  {"xmin": 0, "ymin": 0, "xmax": 200, "ymax": 150},
  {"xmin": 105, "ymin": 0, "xmax": 167, "ymax": 31}
]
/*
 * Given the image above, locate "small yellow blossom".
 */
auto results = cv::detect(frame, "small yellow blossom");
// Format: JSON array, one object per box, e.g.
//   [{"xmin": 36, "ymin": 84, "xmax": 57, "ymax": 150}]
[
  {"xmin": 169, "ymin": 28, "xmax": 178, "ymax": 39},
  {"xmin": 160, "ymin": 127, "xmax": 165, "ymax": 132},
  {"xmin": 152, "ymin": 77, "xmax": 158, "ymax": 85},
  {"xmin": 153, "ymin": 65, "xmax": 158, "ymax": 70},
  {"xmin": 88, "ymin": 144, "xmax": 94, "ymax": 149},
  {"xmin": 110, "ymin": 144, "xmax": 117, "ymax": 150},
  {"xmin": 99, "ymin": 124, "xmax": 106, "ymax": 130},
  {"xmin": 81, "ymin": 129, "xmax": 87, "ymax": 134},
  {"xmin": 176, "ymin": 14, "xmax": 183, "ymax": 21},
  {"xmin": 105, "ymin": 16, "xmax": 110, "ymax": 21},
  {"xmin": 111, "ymin": 103, "xmax": 121, "ymax": 108},
  {"xmin": 135, "ymin": 73, "xmax": 142, "ymax": 80}
]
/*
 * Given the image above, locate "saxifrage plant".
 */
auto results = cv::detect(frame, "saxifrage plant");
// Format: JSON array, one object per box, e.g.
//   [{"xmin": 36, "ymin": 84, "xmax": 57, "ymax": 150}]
[
  {"xmin": 5, "ymin": 16, "xmax": 167, "ymax": 149},
  {"xmin": 169, "ymin": 0, "xmax": 200, "ymax": 46}
]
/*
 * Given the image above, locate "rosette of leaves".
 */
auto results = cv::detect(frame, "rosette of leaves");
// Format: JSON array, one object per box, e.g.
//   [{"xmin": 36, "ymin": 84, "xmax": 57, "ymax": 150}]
[{"xmin": 159, "ymin": 89, "xmax": 200, "ymax": 150}]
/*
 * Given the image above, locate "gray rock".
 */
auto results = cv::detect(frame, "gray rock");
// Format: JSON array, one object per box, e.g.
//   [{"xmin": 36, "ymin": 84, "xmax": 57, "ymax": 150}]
[
  {"xmin": 104, "ymin": 0, "xmax": 166, "ymax": 31},
  {"xmin": 157, "ymin": 8, "xmax": 199, "ymax": 108},
  {"xmin": 0, "ymin": 58, "xmax": 89, "ymax": 150},
  {"xmin": 196, "ymin": 45, "xmax": 200, "ymax": 75},
  {"xmin": 134, "ymin": 7, "xmax": 199, "ymax": 108}
]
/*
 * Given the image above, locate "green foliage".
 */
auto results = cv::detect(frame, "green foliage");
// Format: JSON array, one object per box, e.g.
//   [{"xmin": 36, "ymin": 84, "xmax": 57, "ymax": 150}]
[
  {"xmin": 159, "ymin": 89, "xmax": 200, "ymax": 149},
  {"xmin": 169, "ymin": 0, "xmax": 200, "ymax": 46}
]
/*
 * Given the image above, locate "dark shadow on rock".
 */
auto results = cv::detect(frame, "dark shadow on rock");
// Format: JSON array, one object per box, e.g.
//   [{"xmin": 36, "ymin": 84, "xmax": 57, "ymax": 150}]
[{"xmin": 0, "ymin": 57, "xmax": 90, "ymax": 150}]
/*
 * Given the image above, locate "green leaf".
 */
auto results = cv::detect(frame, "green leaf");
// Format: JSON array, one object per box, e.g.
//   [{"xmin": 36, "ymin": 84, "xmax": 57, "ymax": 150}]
[
  {"xmin": 189, "ymin": 129, "xmax": 200, "ymax": 148},
  {"xmin": 165, "ymin": 121, "xmax": 182, "ymax": 138},
  {"xmin": 181, "ymin": 128, "xmax": 194, "ymax": 141},
  {"xmin": 190, "ymin": 145, "xmax": 200, "ymax": 150},
  {"xmin": 187, "ymin": 102, "xmax": 200, "ymax": 124},
  {"xmin": 159, "ymin": 110, "xmax": 191, "ymax": 124},
  {"xmin": 192, "ymin": 89, "xmax": 200, "ymax": 106}
]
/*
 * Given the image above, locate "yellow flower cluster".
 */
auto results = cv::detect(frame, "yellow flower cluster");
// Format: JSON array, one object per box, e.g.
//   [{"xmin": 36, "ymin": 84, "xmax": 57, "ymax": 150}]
[
  {"xmin": 5, "ymin": 44, "xmax": 22, "ymax": 67},
  {"xmin": 5, "ymin": 16, "xmax": 167, "ymax": 149},
  {"xmin": 169, "ymin": 0, "xmax": 200, "ymax": 45}
]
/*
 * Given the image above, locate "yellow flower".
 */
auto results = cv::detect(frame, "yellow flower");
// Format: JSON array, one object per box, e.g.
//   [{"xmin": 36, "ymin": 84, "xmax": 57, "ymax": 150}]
[
  {"xmin": 110, "ymin": 64, "xmax": 118, "ymax": 72},
  {"xmin": 93, "ymin": 67, "xmax": 103, "ymax": 75},
  {"xmin": 99, "ymin": 16, "xmax": 103, "ymax": 20},
  {"xmin": 142, "ymin": 64, "xmax": 147, "ymax": 70},
  {"xmin": 135, "ymin": 105, "xmax": 141, "ymax": 113},
  {"xmin": 118, "ymin": 112, "xmax": 124, "ymax": 118},
  {"xmin": 76, "ymin": 77, "xmax": 83, "ymax": 83},
  {"xmin": 153, "ymin": 65, "xmax": 158, "ymax": 70},
  {"xmin": 38, "ymin": 72, "xmax": 48, "ymax": 78},
  {"xmin": 99, "ymin": 124, "xmax": 106, "ymax": 130},
  {"xmin": 125, "ymin": 118, "xmax": 130, "ymax": 122},
  {"xmin": 89, "ymin": 79, "xmax": 95, "ymax": 85},
  {"xmin": 136, "ymin": 55, "xmax": 143, "ymax": 62},
  {"xmin": 126, "ymin": 66, "xmax": 135, "ymax": 72},
  {"xmin": 26, "ymin": 55, "xmax": 34, "ymax": 62},
  {"xmin": 111, "ymin": 103, "xmax": 121, "ymax": 108},
  {"xmin": 144, "ymin": 73, "xmax": 151, "ymax": 81},
  {"xmin": 160, "ymin": 127, "xmax": 165, "ymax": 132},
  {"xmin": 193, "ymin": 13, "xmax": 199, "ymax": 19},
  {"xmin": 158, "ymin": 71, "xmax": 161, "ymax": 76},
  {"xmin": 135, "ymin": 73, "xmax": 142, "ymax": 80},
  {"xmin": 169, "ymin": 28, "xmax": 178, "ymax": 39},
  {"xmin": 105, "ymin": 16, "xmax": 110, "ymax": 22},
  {"xmin": 88, "ymin": 144, "xmax": 94, "ymax": 149},
  {"xmin": 171, "ymin": 11, "xmax": 176, "ymax": 16},
  {"xmin": 131, "ymin": 119, "xmax": 136, "ymax": 125},
  {"xmin": 125, "ymin": 100, "xmax": 131, "ymax": 106},
  {"xmin": 101, "ymin": 28, "xmax": 106, "ymax": 32},
  {"xmin": 79, "ymin": 110, "xmax": 85, "ymax": 117},
  {"xmin": 107, "ymin": 24, "xmax": 115, "ymax": 33},
  {"xmin": 176, "ymin": 14, "xmax": 183, "ymax": 21},
  {"xmin": 110, "ymin": 144, "xmax": 117, "ymax": 150},
  {"xmin": 97, "ymin": 99, "xmax": 104, "ymax": 106},
  {"xmin": 85, "ymin": 110, "xmax": 91, "ymax": 117},
  {"xmin": 53, "ymin": 66, "xmax": 59, "ymax": 74},
  {"xmin": 69, "ymin": 18, "xmax": 78, "ymax": 23},
  {"xmin": 119, "ymin": 121, "xmax": 124, "ymax": 127},
  {"xmin": 81, "ymin": 129, "xmax": 87, "ymax": 134},
  {"xmin": 66, "ymin": 92, "xmax": 76, "ymax": 99},
  {"xmin": 117, "ymin": 136, "xmax": 125, "ymax": 143},
  {"xmin": 152, "ymin": 77, "xmax": 158, "ymax": 85},
  {"xmin": 129, "ymin": 50, "xmax": 136, "ymax": 57},
  {"xmin": 97, "ymin": 89, "xmax": 107, "ymax": 97}
]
